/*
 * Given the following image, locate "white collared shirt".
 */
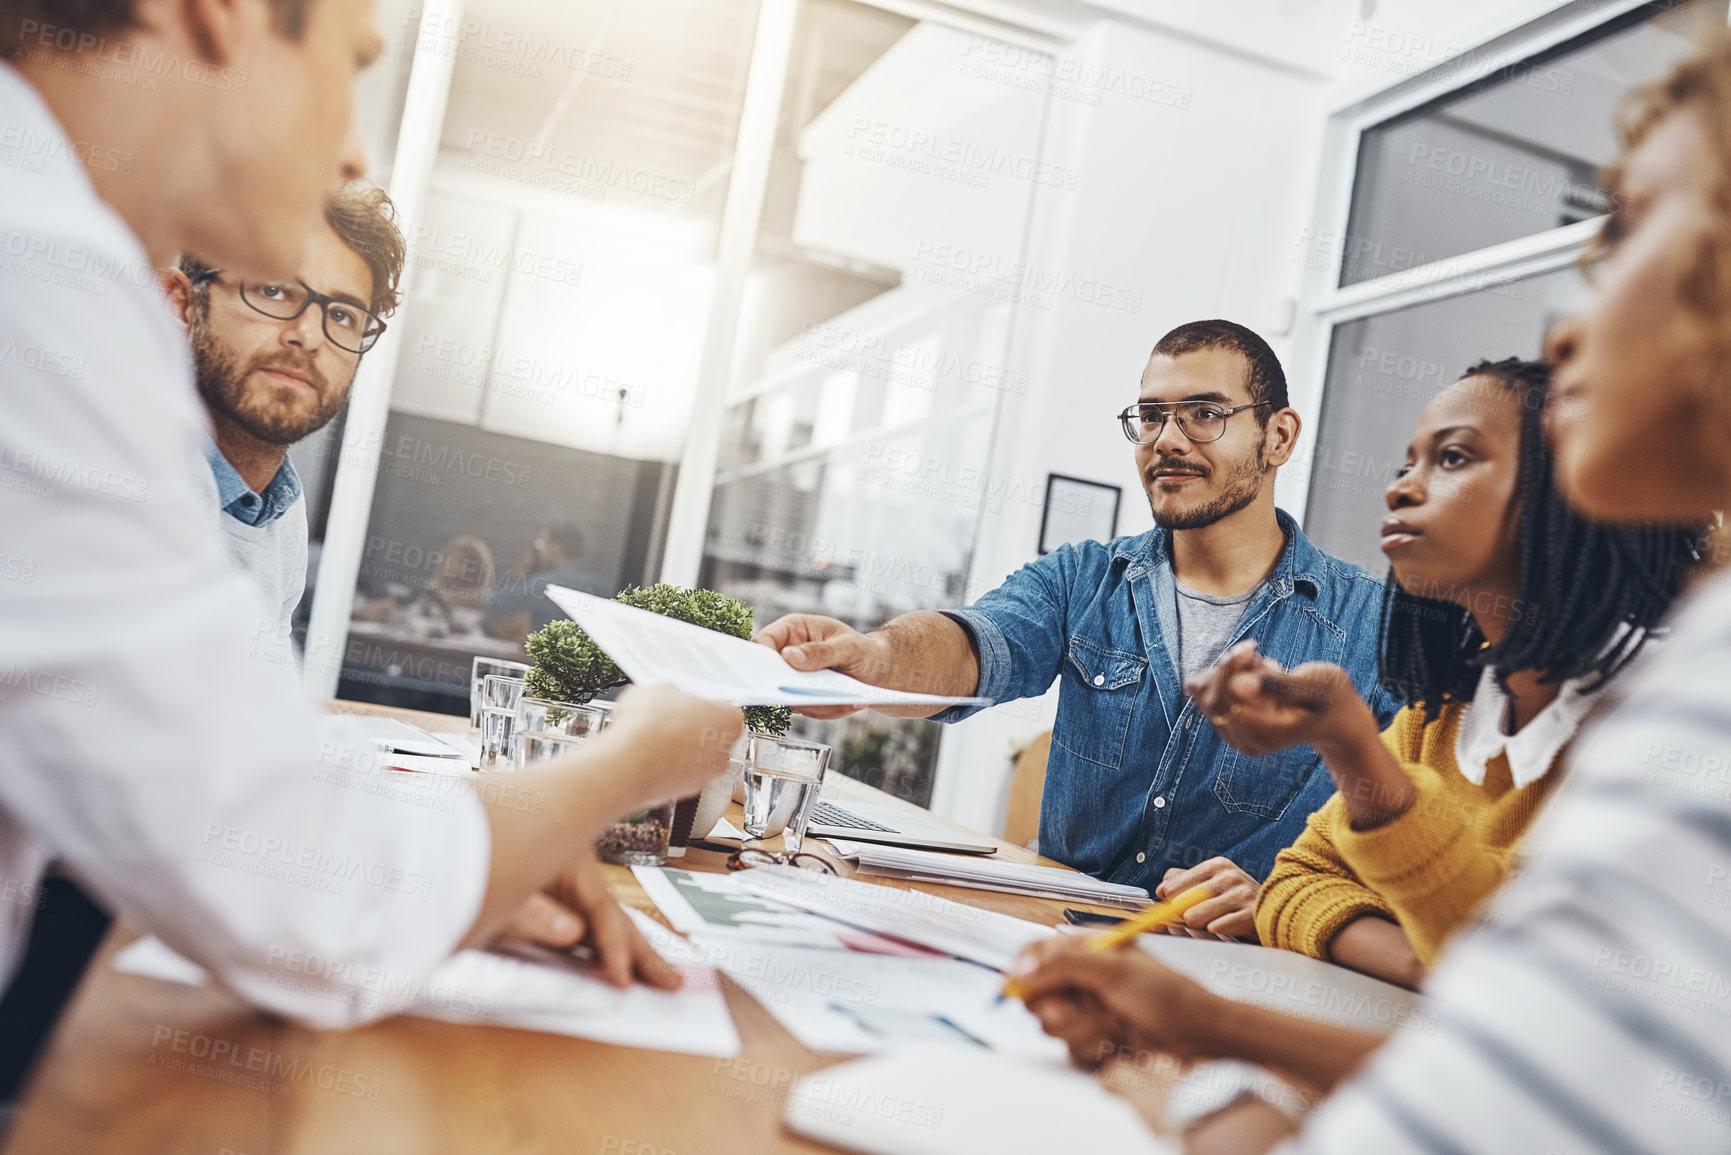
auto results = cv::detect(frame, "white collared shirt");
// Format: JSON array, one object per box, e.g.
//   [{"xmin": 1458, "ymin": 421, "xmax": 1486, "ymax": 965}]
[
  {"xmin": 0, "ymin": 64, "xmax": 487, "ymax": 1025},
  {"xmin": 1452, "ymin": 664, "xmax": 1597, "ymax": 790}
]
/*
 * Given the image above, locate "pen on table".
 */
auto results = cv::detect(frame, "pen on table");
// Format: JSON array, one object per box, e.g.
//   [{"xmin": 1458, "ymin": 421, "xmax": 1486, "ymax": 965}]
[{"xmin": 999, "ymin": 885, "xmax": 1213, "ymax": 1003}]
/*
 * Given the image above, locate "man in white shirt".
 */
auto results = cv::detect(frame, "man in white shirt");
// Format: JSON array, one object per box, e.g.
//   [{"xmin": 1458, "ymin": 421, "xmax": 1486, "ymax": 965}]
[
  {"xmin": 0, "ymin": 0, "xmax": 740, "ymax": 1027},
  {"xmin": 164, "ymin": 180, "xmax": 405, "ymax": 650}
]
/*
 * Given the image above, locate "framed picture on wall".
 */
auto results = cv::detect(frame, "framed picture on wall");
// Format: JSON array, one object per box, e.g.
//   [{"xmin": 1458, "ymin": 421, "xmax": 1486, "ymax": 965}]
[{"xmin": 1038, "ymin": 474, "xmax": 1121, "ymax": 555}]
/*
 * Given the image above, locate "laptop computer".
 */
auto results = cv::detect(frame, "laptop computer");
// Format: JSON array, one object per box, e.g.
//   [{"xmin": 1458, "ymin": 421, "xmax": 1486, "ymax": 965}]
[{"xmin": 805, "ymin": 799, "xmax": 998, "ymax": 856}]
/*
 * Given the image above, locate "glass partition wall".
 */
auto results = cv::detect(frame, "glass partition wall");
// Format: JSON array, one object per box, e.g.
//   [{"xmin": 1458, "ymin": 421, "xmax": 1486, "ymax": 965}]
[
  {"xmin": 698, "ymin": 2, "xmax": 1053, "ymax": 805},
  {"xmin": 306, "ymin": 0, "xmax": 1056, "ymax": 806},
  {"xmin": 319, "ymin": 0, "xmax": 760, "ymax": 710}
]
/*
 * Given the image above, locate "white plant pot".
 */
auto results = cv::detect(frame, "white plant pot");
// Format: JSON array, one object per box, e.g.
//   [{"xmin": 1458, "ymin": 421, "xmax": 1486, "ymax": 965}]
[{"xmin": 693, "ymin": 758, "xmax": 745, "ymax": 840}]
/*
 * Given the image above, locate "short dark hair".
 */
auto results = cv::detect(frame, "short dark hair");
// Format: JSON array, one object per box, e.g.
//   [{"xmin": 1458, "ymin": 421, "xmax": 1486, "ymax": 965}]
[
  {"xmin": 1150, "ymin": 319, "xmax": 1289, "ymax": 416},
  {"xmin": 1378, "ymin": 357, "xmax": 1702, "ymax": 720},
  {"xmin": 178, "ymin": 180, "xmax": 406, "ymax": 321},
  {"xmin": 542, "ymin": 523, "xmax": 585, "ymax": 560},
  {"xmin": 1, "ymin": 0, "xmax": 310, "ymax": 50}
]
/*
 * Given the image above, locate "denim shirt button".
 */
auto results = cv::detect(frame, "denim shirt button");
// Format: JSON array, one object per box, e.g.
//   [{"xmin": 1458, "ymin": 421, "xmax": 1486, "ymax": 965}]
[
  {"xmin": 1136, "ymin": 852, "xmax": 1146, "ymax": 864},
  {"xmin": 1154, "ymin": 796, "xmax": 1166, "ymax": 808},
  {"xmin": 1093, "ymin": 674, "xmax": 1104, "ymax": 686}
]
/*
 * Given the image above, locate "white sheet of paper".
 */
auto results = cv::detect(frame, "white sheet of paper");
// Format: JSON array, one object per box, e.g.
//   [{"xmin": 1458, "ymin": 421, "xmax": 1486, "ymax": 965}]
[
  {"xmin": 706, "ymin": 939, "xmax": 1061, "ymax": 1059},
  {"xmin": 721, "ymin": 865, "xmax": 1053, "ymax": 970},
  {"xmin": 1139, "ymin": 934, "xmax": 1433, "ymax": 1036},
  {"xmin": 113, "ymin": 909, "xmax": 740, "ymax": 1057},
  {"xmin": 633, "ymin": 866, "xmax": 944, "ymax": 957},
  {"xmin": 784, "ymin": 1047, "xmax": 1176, "ymax": 1155},
  {"xmin": 707, "ymin": 816, "xmax": 745, "ymax": 840},
  {"xmin": 544, "ymin": 586, "xmax": 990, "ymax": 709}
]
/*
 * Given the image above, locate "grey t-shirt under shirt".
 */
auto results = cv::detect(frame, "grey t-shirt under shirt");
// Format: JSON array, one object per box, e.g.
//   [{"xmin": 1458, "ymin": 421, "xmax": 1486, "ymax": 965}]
[{"xmin": 1174, "ymin": 579, "xmax": 1263, "ymax": 681}]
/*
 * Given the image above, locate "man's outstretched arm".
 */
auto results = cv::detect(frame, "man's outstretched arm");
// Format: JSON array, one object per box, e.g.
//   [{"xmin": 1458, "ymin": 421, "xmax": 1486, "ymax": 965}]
[{"xmin": 754, "ymin": 611, "xmax": 980, "ymax": 718}]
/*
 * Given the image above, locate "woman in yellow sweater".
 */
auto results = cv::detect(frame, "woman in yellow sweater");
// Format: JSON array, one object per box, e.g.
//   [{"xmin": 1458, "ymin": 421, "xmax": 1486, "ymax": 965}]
[{"xmin": 1192, "ymin": 356, "xmax": 1697, "ymax": 989}]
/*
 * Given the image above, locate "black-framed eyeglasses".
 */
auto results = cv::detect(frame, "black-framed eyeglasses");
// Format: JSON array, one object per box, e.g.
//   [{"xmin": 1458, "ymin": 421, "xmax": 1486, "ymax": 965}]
[
  {"xmin": 724, "ymin": 845, "xmax": 838, "ymax": 875},
  {"xmin": 1116, "ymin": 400, "xmax": 1269, "ymax": 445},
  {"xmin": 194, "ymin": 270, "xmax": 386, "ymax": 355}
]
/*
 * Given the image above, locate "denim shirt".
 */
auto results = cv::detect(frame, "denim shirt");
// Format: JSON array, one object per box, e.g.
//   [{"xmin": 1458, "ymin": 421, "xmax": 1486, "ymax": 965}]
[
  {"xmin": 937, "ymin": 510, "xmax": 1396, "ymax": 892},
  {"xmin": 204, "ymin": 440, "xmax": 303, "ymax": 527}
]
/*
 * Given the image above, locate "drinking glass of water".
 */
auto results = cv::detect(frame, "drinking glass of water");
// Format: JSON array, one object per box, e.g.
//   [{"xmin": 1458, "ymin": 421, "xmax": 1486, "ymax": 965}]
[
  {"xmin": 515, "ymin": 698, "xmax": 612, "ymax": 770},
  {"xmin": 470, "ymin": 657, "xmax": 530, "ymax": 733},
  {"xmin": 741, "ymin": 735, "xmax": 831, "ymax": 855},
  {"xmin": 479, "ymin": 674, "xmax": 526, "ymax": 770}
]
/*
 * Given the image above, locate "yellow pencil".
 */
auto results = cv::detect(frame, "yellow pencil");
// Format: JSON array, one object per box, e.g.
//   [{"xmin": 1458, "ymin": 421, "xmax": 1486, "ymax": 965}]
[{"xmin": 1000, "ymin": 886, "xmax": 1213, "ymax": 1002}]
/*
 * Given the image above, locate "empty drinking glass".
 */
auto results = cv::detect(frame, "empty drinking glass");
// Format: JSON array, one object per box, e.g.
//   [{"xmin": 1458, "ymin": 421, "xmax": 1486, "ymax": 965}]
[
  {"xmin": 470, "ymin": 657, "xmax": 530, "ymax": 733},
  {"xmin": 479, "ymin": 674, "xmax": 526, "ymax": 771},
  {"xmin": 741, "ymin": 735, "xmax": 831, "ymax": 855}
]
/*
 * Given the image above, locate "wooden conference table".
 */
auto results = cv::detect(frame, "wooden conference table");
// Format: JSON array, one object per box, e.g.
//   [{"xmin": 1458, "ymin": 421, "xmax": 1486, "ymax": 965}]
[{"xmin": 3, "ymin": 702, "xmax": 1129, "ymax": 1155}]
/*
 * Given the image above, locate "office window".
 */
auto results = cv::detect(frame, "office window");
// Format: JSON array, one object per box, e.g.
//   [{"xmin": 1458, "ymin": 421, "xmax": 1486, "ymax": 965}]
[
  {"xmin": 336, "ymin": 0, "xmax": 759, "ymax": 710},
  {"xmin": 1298, "ymin": 0, "xmax": 1723, "ymax": 576},
  {"xmin": 290, "ymin": 0, "xmax": 424, "ymax": 643},
  {"xmin": 699, "ymin": 0, "xmax": 1054, "ymax": 805},
  {"xmin": 1339, "ymin": 0, "xmax": 1720, "ymax": 286},
  {"xmin": 1305, "ymin": 266, "xmax": 1589, "ymax": 572}
]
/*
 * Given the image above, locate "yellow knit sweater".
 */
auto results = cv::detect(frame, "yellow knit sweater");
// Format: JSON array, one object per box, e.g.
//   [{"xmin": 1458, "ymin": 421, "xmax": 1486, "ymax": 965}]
[{"xmin": 1253, "ymin": 701, "xmax": 1567, "ymax": 966}]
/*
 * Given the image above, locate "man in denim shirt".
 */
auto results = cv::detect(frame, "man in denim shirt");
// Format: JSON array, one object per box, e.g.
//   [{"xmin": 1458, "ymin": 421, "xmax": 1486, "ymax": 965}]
[{"xmin": 757, "ymin": 321, "xmax": 1395, "ymax": 936}]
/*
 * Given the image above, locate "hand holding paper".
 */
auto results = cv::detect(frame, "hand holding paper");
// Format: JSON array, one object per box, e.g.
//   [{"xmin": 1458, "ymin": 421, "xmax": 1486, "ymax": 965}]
[{"xmin": 545, "ymin": 586, "xmax": 991, "ymax": 710}]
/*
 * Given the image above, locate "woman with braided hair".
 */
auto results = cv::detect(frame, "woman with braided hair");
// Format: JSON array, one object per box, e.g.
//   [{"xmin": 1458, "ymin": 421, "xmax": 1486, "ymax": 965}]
[{"xmin": 1210, "ymin": 356, "xmax": 1699, "ymax": 989}]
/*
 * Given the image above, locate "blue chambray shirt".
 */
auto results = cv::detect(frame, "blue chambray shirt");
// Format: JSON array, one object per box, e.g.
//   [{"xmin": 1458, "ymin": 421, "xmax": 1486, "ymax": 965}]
[
  {"xmin": 205, "ymin": 440, "xmax": 303, "ymax": 527},
  {"xmin": 936, "ymin": 509, "xmax": 1396, "ymax": 891}
]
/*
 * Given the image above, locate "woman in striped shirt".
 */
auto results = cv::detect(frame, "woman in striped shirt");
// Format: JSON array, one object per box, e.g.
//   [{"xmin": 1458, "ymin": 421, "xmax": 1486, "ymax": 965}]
[{"xmin": 1009, "ymin": 35, "xmax": 1731, "ymax": 1154}]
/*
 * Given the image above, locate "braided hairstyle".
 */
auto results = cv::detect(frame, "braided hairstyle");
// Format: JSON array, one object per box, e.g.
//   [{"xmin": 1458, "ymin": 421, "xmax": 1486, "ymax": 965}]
[{"xmin": 1378, "ymin": 357, "xmax": 1702, "ymax": 721}]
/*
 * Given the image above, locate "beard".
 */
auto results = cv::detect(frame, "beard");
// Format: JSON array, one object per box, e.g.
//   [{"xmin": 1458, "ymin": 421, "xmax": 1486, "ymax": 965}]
[
  {"xmin": 190, "ymin": 315, "xmax": 351, "ymax": 446},
  {"xmin": 1146, "ymin": 443, "xmax": 1268, "ymax": 531}
]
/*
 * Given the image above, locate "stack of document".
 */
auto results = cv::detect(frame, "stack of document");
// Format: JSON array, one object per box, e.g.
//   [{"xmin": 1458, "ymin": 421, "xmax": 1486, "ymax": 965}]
[
  {"xmin": 826, "ymin": 840, "xmax": 1150, "ymax": 909},
  {"xmin": 723, "ymin": 864, "xmax": 1053, "ymax": 970},
  {"xmin": 633, "ymin": 866, "xmax": 946, "ymax": 956}
]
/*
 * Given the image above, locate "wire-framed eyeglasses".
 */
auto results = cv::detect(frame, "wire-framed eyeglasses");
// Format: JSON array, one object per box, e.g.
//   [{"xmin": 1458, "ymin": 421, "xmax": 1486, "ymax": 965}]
[
  {"xmin": 1116, "ymin": 400, "xmax": 1269, "ymax": 445},
  {"xmin": 724, "ymin": 844, "xmax": 839, "ymax": 875},
  {"xmin": 195, "ymin": 270, "xmax": 386, "ymax": 355}
]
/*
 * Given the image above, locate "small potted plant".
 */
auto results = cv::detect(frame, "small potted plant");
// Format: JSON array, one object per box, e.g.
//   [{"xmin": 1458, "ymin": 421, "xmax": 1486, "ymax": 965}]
[{"xmin": 526, "ymin": 584, "xmax": 792, "ymax": 860}]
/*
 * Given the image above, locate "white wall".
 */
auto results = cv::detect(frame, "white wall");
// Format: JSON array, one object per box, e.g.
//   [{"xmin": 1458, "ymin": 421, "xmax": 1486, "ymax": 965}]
[
  {"xmin": 1332, "ymin": 0, "xmax": 1576, "ymax": 94},
  {"xmin": 929, "ymin": 12, "xmax": 1341, "ymax": 830},
  {"xmin": 926, "ymin": 0, "xmax": 1588, "ymax": 833}
]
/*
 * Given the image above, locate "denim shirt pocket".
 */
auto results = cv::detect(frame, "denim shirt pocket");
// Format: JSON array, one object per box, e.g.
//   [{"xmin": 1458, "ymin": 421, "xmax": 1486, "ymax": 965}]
[
  {"xmin": 1212, "ymin": 604, "xmax": 1346, "ymax": 820},
  {"xmin": 1212, "ymin": 744, "xmax": 1325, "ymax": 820},
  {"xmin": 1054, "ymin": 636, "xmax": 1148, "ymax": 770}
]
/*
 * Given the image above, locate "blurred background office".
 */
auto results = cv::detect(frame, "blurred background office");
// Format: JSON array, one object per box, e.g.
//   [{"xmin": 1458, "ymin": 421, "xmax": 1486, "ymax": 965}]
[{"xmin": 293, "ymin": 0, "xmax": 1726, "ymax": 833}]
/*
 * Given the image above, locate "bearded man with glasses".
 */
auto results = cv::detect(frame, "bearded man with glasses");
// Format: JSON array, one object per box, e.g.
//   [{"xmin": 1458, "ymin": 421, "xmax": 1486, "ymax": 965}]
[
  {"xmin": 756, "ymin": 320, "xmax": 1394, "ymax": 938},
  {"xmin": 163, "ymin": 180, "xmax": 403, "ymax": 652}
]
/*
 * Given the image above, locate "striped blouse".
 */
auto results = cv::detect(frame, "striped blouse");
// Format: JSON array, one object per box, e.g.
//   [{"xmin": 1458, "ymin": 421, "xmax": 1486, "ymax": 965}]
[{"xmin": 1285, "ymin": 574, "xmax": 1731, "ymax": 1153}]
